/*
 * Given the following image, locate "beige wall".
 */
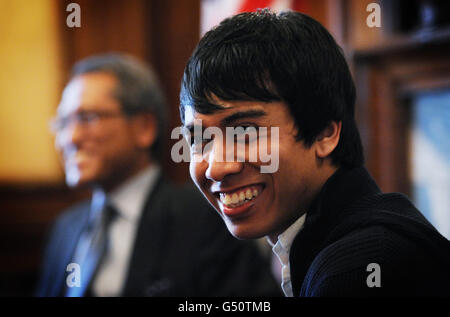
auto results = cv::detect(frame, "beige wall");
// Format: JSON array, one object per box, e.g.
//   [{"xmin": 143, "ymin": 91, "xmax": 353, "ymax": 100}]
[{"xmin": 0, "ymin": 0, "xmax": 63, "ymax": 183}]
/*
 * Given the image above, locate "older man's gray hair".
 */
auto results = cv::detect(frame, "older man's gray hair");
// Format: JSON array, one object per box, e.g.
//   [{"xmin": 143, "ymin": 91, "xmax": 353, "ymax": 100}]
[{"xmin": 71, "ymin": 53, "xmax": 168, "ymax": 160}]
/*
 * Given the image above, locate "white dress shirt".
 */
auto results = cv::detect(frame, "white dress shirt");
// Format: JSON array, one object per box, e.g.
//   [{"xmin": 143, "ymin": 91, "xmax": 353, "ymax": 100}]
[
  {"xmin": 269, "ymin": 213, "xmax": 307, "ymax": 297},
  {"xmin": 91, "ymin": 165, "xmax": 160, "ymax": 297}
]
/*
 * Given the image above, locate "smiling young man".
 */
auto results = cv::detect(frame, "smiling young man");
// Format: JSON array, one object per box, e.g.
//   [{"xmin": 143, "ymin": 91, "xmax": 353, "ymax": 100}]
[{"xmin": 179, "ymin": 10, "xmax": 450, "ymax": 297}]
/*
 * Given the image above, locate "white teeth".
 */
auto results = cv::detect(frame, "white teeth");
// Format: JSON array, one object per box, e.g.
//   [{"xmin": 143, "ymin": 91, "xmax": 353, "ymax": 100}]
[
  {"xmin": 223, "ymin": 195, "xmax": 232, "ymax": 205},
  {"xmin": 219, "ymin": 187, "xmax": 261, "ymax": 207},
  {"xmin": 231, "ymin": 193, "xmax": 239, "ymax": 204}
]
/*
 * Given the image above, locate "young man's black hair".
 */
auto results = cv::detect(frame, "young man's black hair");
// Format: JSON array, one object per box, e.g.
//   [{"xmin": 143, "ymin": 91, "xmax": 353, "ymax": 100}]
[{"xmin": 180, "ymin": 9, "xmax": 363, "ymax": 168}]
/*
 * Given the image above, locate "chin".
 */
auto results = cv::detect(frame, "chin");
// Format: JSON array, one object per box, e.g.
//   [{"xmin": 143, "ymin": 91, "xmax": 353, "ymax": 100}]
[
  {"xmin": 65, "ymin": 166, "xmax": 97, "ymax": 189},
  {"xmin": 224, "ymin": 220, "xmax": 268, "ymax": 240},
  {"xmin": 230, "ymin": 230, "xmax": 267, "ymax": 241},
  {"xmin": 65, "ymin": 166, "xmax": 81, "ymax": 188},
  {"xmin": 66, "ymin": 176, "xmax": 92, "ymax": 189}
]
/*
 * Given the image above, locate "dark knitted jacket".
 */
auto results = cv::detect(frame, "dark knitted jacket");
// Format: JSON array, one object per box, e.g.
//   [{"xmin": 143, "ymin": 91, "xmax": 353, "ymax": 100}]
[{"xmin": 290, "ymin": 167, "xmax": 450, "ymax": 297}]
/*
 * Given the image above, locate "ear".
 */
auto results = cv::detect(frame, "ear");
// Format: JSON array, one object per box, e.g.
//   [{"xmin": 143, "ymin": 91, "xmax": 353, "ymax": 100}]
[
  {"xmin": 130, "ymin": 113, "xmax": 158, "ymax": 150},
  {"xmin": 314, "ymin": 121, "xmax": 342, "ymax": 159}
]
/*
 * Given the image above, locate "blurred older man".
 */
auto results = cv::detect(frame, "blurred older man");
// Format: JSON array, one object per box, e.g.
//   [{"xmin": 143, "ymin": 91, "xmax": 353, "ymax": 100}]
[{"xmin": 36, "ymin": 53, "xmax": 280, "ymax": 297}]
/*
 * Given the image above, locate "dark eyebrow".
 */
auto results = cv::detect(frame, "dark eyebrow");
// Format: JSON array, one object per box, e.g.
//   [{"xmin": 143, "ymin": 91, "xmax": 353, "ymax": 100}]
[
  {"xmin": 183, "ymin": 109, "xmax": 267, "ymax": 133},
  {"xmin": 220, "ymin": 110, "xmax": 267, "ymax": 126}
]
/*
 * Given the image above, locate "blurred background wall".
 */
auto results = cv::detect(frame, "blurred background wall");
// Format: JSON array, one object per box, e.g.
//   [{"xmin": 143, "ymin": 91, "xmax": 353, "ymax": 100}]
[{"xmin": 0, "ymin": 0, "xmax": 448, "ymax": 296}]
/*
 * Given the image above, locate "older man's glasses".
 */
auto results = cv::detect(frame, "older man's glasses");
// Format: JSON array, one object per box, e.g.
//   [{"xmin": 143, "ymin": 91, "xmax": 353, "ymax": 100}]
[{"xmin": 50, "ymin": 110, "xmax": 124, "ymax": 133}]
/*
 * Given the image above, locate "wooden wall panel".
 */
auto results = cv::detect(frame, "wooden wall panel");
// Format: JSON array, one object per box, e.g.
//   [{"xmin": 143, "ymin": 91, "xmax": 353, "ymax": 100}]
[{"xmin": 147, "ymin": 0, "xmax": 200, "ymax": 183}]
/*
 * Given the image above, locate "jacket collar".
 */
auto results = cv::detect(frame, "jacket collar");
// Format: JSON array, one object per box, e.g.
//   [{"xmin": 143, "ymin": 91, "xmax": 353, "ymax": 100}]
[
  {"xmin": 308, "ymin": 167, "xmax": 380, "ymax": 224},
  {"xmin": 120, "ymin": 174, "xmax": 169, "ymax": 295},
  {"xmin": 289, "ymin": 166, "xmax": 381, "ymax": 296}
]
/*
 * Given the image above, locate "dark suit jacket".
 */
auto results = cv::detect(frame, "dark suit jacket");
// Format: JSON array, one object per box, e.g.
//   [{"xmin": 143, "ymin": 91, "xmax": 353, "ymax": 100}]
[
  {"xmin": 290, "ymin": 167, "xmax": 450, "ymax": 297},
  {"xmin": 36, "ymin": 176, "xmax": 281, "ymax": 296}
]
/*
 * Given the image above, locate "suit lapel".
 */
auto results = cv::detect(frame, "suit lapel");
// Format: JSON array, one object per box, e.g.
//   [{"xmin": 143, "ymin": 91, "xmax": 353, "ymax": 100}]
[
  {"xmin": 121, "ymin": 176, "xmax": 170, "ymax": 296},
  {"xmin": 55, "ymin": 204, "xmax": 90, "ymax": 296},
  {"xmin": 290, "ymin": 208, "xmax": 332, "ymax": 297}
]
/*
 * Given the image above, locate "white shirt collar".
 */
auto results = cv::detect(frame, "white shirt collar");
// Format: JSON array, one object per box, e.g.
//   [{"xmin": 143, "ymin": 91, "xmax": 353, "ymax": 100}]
[
  {"xmin": 281, "ymin": 215, "xmax": 306, "ymax": 250},
  {"xmin": 268, "ymin": 213, "xmax": 307, "ymax": 297},
  {"xmin": 108, "ymin": 165, "xmax": 160, "ymax": 222},
  {"xmin": 268, "ymin": 213, "xmax": 307, "ymax": 251}
]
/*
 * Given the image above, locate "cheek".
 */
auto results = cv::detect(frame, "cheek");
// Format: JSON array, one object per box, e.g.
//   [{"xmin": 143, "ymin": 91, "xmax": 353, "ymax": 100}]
[
  {"xmin": 278, "ymin": 143, "xmax": 316, "ymax": 201},
  {"xmin": 54, "ymin": 131, "xmax": 67, "ymax": 150},
  {"xmin": 189, "ymin": 160, "xmax": 204, "ymax": 189},
  {"xmin": 274, "ymin": 143, "xmax": 310, "ymax": 194},
  {"xmin": 101, "ymin": 128, "xmax": 134, "ymax": 154}
]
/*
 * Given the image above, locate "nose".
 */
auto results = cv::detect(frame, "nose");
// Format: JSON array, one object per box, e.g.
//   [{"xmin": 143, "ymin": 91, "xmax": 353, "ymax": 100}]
[{"xmin": 205, "ymin": 141, "xmax": 243, "ymax": 182}]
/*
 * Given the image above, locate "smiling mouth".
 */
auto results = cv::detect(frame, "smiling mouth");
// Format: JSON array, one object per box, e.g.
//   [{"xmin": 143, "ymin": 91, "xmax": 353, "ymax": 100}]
[{"xmin": 218, "ymin": 185, "xmax": 263, "ymax": 209}]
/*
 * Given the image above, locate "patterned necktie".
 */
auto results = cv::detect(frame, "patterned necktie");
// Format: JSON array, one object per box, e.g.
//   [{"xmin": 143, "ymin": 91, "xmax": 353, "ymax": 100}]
[{"xmin": 65, "ymin": 204, "xmax": 117, "ymax": 297}]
